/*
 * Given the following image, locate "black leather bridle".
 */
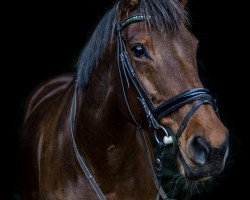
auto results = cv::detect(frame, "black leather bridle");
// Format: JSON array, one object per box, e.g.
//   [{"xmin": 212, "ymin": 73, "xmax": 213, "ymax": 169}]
[
  {"xmin": 115, "ymin": 14, "xmax": 218, "ymax": 146},
  {"xmin": 115, "ymin": 14, "xmax": 219, "ymax": 199},
  {"xmin": 71, "ymin": 14, "xmax": 219, "ymax": 200}
]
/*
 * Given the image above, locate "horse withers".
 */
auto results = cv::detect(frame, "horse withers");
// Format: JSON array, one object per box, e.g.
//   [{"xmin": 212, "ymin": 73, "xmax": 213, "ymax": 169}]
[{"xmin": 19, "ymin": 0, "xmax": 229, "ymax": 199}]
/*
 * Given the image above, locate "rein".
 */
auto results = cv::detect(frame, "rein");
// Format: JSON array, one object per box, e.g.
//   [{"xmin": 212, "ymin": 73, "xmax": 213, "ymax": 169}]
[
  {"xmin": 70, "ymin": 14, "xmax": 219, "ymax": 200},
  {"xmin": 70, "ymin": 88, "xmax": 107, "ymax": 200}
]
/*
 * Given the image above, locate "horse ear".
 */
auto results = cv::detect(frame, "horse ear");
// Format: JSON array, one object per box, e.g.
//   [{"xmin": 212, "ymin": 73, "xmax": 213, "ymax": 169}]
[
  {"xmin": 178, "ymin": 0, "xmax": 188, "ymax": 6},
  {"xmin": 118, "ymin": 0, "xmax": 140, "ymax": 18}
]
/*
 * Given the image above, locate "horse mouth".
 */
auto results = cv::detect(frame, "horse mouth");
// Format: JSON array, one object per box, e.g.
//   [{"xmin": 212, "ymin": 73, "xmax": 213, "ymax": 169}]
[{"xmin": 176, "ymin": 152, "xmax": 223, "ymax": 181}]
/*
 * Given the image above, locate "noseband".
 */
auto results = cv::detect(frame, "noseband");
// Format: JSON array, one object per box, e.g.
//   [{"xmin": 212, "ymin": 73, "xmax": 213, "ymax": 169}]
[{"xmin": 70, "ymin": 14, "xmax": 219, "ymax": 200}]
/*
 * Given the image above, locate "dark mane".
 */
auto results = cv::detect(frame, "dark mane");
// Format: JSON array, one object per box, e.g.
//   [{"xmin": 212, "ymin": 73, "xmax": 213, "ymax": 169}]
[
  {"xmin": 76, "ymin": 5, "xmax": 117, "ymax": 87},
  {"xmin": 76, "ymin": 0, "xmax": 187, "ymax": 87}
]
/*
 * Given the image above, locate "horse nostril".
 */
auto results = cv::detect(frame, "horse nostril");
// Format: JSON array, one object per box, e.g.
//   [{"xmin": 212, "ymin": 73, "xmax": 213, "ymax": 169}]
[{"xmin": 188, "ymin": 136, "xmax": 211, "ymax": 165}]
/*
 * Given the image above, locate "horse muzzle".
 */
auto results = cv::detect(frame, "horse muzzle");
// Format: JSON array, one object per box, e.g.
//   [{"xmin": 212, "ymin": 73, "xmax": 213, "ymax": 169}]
[{"xmin": 178, "ymin": 135, "xmax": 229, "ymax": 181}]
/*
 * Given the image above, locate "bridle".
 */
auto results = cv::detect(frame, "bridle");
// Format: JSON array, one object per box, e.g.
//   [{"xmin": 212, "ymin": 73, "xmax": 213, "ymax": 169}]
[
  {"xmin": 70, "ymin": 14, "xmax": 219, "ymax": 200},
  {"xmin": 115, "ymin": 14, "xmax": 219, "ymax": 142},
  {"xmin": 115, "ymin": 14, "xmax": 219, "ymax": 200}
]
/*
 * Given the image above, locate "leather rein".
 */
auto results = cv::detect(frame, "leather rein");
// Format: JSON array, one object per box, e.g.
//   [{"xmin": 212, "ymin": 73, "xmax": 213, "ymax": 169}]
[{"xmin": 70, "ymin": 15, "xmax": 219, "ymax": 200}]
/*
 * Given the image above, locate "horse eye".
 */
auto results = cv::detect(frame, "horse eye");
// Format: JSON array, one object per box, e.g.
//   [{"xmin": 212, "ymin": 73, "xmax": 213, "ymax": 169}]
[{"xmin": 131, "ymin": 44, "xmax": 148, "ymax": 58}]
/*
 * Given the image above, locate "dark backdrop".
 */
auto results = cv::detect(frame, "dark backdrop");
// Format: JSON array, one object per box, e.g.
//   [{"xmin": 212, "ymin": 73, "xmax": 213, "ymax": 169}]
[{"xmin": 4, "ymin": 0, "xmax": 248, "ymax": 199}]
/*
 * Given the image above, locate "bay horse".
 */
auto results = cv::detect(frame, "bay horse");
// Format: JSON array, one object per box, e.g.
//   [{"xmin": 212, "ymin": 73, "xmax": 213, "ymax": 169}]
[{"xmin": 19, "ymin": 0, "xmax": 229, "ymax": 199}]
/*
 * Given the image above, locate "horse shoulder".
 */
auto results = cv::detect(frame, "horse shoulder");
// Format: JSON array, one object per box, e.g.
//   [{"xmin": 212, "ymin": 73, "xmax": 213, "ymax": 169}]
[{"xmin": 19, "ymin": 73, "xmax": 78, "ymax": 199}]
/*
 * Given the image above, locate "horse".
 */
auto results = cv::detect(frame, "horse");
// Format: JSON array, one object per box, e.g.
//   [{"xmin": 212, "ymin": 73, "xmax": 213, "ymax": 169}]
[{"xmin": 19, "ymin": 0, "xmax": 229, "ymax": 199}]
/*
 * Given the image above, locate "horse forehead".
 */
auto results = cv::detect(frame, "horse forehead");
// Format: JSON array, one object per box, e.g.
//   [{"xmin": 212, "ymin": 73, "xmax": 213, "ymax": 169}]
[{"xmin": 125, "ymin": 23, "xmax": 197, "ymax": 47}]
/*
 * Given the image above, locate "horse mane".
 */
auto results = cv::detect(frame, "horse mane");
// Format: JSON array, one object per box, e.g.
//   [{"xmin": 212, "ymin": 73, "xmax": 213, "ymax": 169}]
[{"xmin": 76, "ymin": 0, "xmax": 188, "ymax": 87}]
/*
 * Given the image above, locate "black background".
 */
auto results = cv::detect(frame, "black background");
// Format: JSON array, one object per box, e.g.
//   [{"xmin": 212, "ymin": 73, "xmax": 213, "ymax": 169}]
[{"xmin": 4, "ymin": 0, "xmax": 249, "ymax": 199}]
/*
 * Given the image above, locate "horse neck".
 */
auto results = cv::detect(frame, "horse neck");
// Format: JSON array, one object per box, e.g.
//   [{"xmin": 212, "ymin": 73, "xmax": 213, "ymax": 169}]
[{"xmin": 74, "ymin": 58, "xmax": 151, "ymax": 182}]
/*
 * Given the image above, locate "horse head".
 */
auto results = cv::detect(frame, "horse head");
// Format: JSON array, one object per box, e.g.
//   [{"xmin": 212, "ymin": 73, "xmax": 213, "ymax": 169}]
[{"xmin": 109, "ymin": 0, "xmax": 229, "ymax": 182}]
